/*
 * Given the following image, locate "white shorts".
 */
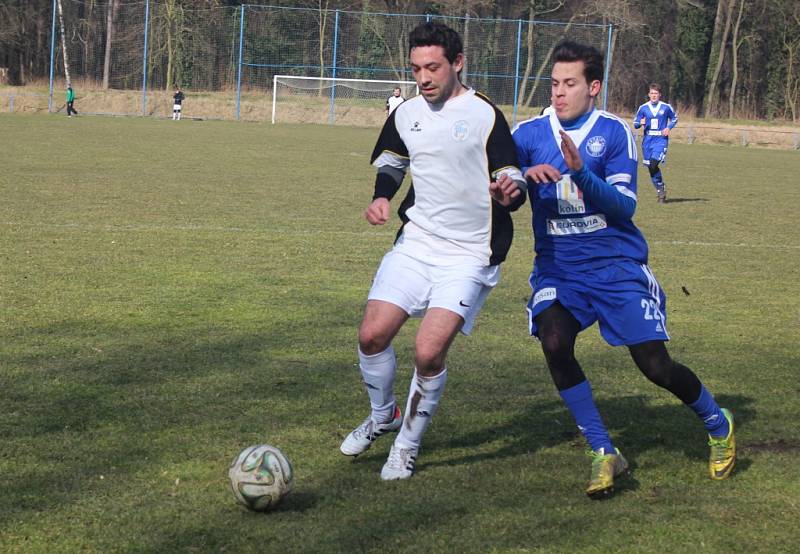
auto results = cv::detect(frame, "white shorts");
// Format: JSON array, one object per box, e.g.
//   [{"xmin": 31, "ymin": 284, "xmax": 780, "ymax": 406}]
[
  {"xmin": 173, "ymin": 104, "xmax": 182, "ymax": 111},
  {"xmin": 367, "ymin": 250, "xmax": 500, "ymax": 335}
]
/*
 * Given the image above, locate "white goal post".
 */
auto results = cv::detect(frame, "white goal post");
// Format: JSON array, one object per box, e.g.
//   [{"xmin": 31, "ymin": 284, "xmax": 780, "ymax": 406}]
[{"xmin": 271, "ymin": 75, "xmax": 418, "ymax": 126}]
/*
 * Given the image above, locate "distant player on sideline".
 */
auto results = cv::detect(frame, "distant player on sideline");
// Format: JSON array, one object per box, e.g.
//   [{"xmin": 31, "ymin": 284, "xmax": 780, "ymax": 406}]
[
  {"xmin": 509, "ymin": 41, "xmax": 734, "ymax": 498},
  {"xmin": 340, "ymin": 22, "xmax": 526, "ymax": 481},
  {"xmin": 633, "ymin": 84, "xmax": 677, "ymax": 203},
  {"xmin": 66, "ymin": 85, "xmax": 78, "ymax": 117},
  {"xmin": 386, "ymin": 87, "xmax": 405, "ymax": 116},
  {"xmin": 172, "ymin": 86, "xmax": 185, "ymax": 120}
]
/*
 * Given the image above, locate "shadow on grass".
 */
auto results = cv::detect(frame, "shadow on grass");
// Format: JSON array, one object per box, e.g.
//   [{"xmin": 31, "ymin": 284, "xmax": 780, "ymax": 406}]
[
  {"xmin": 664, "ymin": 197, "xmax": 710, "ymax": 203},
  {"xmin": 418, "ymin": 393, "xmax": 755, "ymax": 477}
]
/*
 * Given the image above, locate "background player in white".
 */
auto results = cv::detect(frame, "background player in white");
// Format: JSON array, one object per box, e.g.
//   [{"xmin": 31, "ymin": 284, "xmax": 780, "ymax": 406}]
[
  {"xmin": 386, "ymin": 86, "xmax": 405, "ymax": 116},
  {"xmin": 172, "ymin": 86, "xmax": 185, "ymax": 120},
  {"xmin": 633, "ymin": 83, "xmax": 677, "ymax": 203},
  {"xmin": 340, "ymin": 22, "xmax": 526, "ymax": 481},
  {"xmin": 509, "ymin": 41, "xmax": 734, "ymax": 498}
]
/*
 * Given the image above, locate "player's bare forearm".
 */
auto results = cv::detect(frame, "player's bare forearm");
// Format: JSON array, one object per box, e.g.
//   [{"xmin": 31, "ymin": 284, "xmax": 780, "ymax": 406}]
[
  {"xmin": 490, "ymin": 174, "xmax": 522, "ymax": 206},
  {"xmin": 559, "ymin": 130, "xmax": 584, "ymax": 172},
  {"xmin": 524, "ymin": 164, "xmax": 561, "ymax": 184},
  {"xmin": 364, "ymin": 197, "xmax": 390, "ymax": 225}
]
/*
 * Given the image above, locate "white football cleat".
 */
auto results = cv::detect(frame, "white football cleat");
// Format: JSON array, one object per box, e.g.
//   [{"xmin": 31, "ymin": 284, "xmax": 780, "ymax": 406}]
[
  {"xmin": 380, "ymin": 444, "xmax": 418, "ymax": 481},
  {"xmin": 340, "ymin": 406, "xmax": 402, "ymax": 456}
]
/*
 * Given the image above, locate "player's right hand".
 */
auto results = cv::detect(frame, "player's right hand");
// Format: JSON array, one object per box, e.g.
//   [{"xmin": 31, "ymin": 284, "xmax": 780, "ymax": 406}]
[
  {"xmin": 524, "ymin": 164, "xmax": 561, "ymax": 184},
  {"xmin": 640, "ymin": 116, "xmax": 646, "ymax": 127},
  {"xmin": 364, "ymin": 198, "xmax": 391, "ymax": 225}
]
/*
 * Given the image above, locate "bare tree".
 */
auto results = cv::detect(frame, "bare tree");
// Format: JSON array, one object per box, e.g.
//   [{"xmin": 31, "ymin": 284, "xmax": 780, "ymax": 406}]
[
  {"xmin": 727, "ymin": 0, "xmax": 745, "ymax": 119},
  {"xmin": 516, "ymin": 1, "xmax": 566, "ymax": 110},
  {"xmin": 703, "ymin": 0, "xmax": 735, "ymax": 117},
  {"xmin": 56, "ymin": 0, "xmax": 72, "ymax": 87},
  {"xmin": 102, "ymin": 0, "xmax": 120, "ymax": 89}
]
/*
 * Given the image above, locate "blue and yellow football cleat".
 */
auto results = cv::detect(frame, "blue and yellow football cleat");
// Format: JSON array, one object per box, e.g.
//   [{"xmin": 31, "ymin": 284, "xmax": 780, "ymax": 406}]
[
  {"xmin": 708, "ymin": 408, "xmax": 736, "ymax": 480},
  {"xmin": 586, "ymin": 447, "xmax": 629, "ymax": 499}
]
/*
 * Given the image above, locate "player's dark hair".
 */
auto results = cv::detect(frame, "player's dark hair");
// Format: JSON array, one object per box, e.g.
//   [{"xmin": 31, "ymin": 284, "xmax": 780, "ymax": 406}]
[
  {"xmin": 649, "ymin": 83, "xmax": 662, "ymax": 93},
  {"xmin": 408, "ymin": 22, "xmax": 463, "ymax": 63},
  {"xmin": 552, "ymin": 41, "xmax": 604, "ymax": 85}
]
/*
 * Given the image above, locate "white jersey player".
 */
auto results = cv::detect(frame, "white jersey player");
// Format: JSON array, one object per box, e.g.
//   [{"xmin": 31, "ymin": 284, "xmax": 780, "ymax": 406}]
[
  {"xmin": 339, "ymin": 22, "xmax": 526, "ymax": 481},
  {"xmin": 386, "ymin": 87, "xmax": 405, "ymax": 116}
]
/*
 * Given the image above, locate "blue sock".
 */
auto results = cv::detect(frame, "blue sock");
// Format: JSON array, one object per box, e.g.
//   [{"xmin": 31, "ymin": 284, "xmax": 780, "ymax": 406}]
[
  {"xmin": 651, "ymin": 172, "xmax": 663, "ymax": 188},
  {"xmin": 688, "ymin": 385, "xmax": 729, "ymax": 438},
  {"xmin": 559, "ymin": 380, "xmax": 614, "ymax": 453}
]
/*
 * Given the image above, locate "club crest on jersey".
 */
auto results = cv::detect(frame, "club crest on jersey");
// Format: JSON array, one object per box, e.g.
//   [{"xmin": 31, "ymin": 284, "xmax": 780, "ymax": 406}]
[
  {"xmin": 451, "ymin": 120, "xmax": 469, "ymax": 141},
  {"xmin": 585, "ymin": 136, "xmax": 606, "ymax": 157}
]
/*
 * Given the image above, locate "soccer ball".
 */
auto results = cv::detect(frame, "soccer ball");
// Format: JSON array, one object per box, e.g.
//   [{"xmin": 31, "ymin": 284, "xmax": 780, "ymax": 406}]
[{"xmin": 228, "ymin": 444, "xmax": 294, "ymax": 511}]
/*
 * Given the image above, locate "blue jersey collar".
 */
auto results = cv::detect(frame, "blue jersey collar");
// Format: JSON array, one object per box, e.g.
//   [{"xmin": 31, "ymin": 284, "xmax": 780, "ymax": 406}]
[{"xmin": 559, "ymin": 108, "xmax": 595, "ymax": 131}]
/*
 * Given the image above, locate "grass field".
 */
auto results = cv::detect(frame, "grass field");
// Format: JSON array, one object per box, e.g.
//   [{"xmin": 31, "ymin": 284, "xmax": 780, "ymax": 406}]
[{"xmin": 1, "ymin": 113, "xmax": 799, "ymax": 553}]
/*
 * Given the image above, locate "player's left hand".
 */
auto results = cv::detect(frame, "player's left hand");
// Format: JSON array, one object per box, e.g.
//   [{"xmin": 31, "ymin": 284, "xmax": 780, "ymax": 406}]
[
  {"xmin": 490, "ymin": 173, "xmax": 521, "ymax": 206},
  {"xmin": 662, "ymin": 128, "xmax": 670, "ymax": 137},
  {"xmin": 559, "ymin": 130, "xmax": 584, "ymax": 172}
]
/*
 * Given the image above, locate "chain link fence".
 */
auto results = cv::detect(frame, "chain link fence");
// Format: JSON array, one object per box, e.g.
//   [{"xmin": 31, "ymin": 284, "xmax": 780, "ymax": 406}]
[{"xmin": 46, "ymin": 1, "xmax": 612, "ymax": 126}]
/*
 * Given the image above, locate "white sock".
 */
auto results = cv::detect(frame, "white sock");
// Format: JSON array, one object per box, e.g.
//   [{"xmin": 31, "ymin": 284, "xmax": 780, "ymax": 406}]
[
  {"xmin": 395, "ymin": 368, "xmax": 447, "ymax": 450},
  {"xmin": 358, "ymin": 346, "xmax": 397, "ymax": 423}
]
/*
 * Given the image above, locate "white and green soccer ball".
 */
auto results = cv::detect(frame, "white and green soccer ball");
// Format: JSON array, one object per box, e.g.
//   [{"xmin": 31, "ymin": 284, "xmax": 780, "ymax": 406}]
[{"xmin": 228, "ymin": 444, "xmax": 294, "ymax": 511}]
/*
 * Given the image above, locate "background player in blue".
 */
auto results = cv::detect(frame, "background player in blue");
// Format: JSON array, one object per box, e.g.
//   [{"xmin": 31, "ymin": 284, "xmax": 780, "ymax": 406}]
[
  {"xmin": 633, "ymin": 83, "xmax": 677, "ymax": 203},
  {"xmin": 509, "ymin": 41, "xmax": 735, "ymax": 499}
]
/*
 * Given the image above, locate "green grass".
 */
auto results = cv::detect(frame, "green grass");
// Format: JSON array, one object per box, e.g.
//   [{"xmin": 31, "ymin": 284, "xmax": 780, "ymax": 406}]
[{"xmin": 1, "ymin": 113, "xmax": 799, "ymax": 553}]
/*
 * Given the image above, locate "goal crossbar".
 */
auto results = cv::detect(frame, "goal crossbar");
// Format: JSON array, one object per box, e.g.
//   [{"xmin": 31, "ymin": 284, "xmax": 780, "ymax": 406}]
[{"xmin": 271, "ymin": 75, "xmax": 418, "ymax": 124}]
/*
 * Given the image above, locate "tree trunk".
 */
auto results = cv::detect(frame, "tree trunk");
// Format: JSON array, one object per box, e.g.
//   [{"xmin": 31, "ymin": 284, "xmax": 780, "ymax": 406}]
[
  {"xmin": 727, "ymin": 0, "xmax": 745, "ymax": 119},
  {"xmin": 516, "ymin": 6, "xmax": 536, "ymax": 110},
  {"xmin": 703, "ymin": 0, "xmax": 734, "ymax": 117},
  {"xmin": 318, "ymin": 0, "xmax": 329, "ymax": 86},
  {"xmin": 102, "ymin": 0, "xmax": 117, "ymax": 89},
  {"xmin": 462, "ymin": 11, "xmax": 469, "ymax": 87},
  {"xmin": 523, "ymin": 16, "xmax": 576, "ymax": 108},
  {"xmin": 56, "ymin": 0, "xmax": 71, "ymax": 87}
]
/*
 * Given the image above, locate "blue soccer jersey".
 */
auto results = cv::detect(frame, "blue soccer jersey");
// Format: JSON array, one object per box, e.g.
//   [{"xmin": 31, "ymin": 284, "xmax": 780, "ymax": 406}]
[
  {"xmin": 633, "ymin": 101, "xmax": 677, "ymax": 164},
  {"xmin": 512, "ymin": 109, "xmax": 648, "ymax": 272}
]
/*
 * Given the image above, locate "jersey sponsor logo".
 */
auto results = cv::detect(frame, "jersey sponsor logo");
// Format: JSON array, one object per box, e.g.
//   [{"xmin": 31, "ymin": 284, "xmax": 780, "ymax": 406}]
[
  {"xmin": 585, "ymin": 136, "xmax": 607, "ymax": 157},
  {"xmin": 410, "ymin": 121, "xmax": 422, "ymax": 132},
  {"xmin": 556, "ymin": 175, "xmax": 586, "ymax": 215},
  {"xmin": 451, "ymin": 120, "xmax": 469, "ymax": 141},
  {"xmin": 532, "ymin": 287, "xmax": 556, "ymax": 307},
  {"xmin": 546, "ymin": 214, "xmax": 607, "ymax": 235}
]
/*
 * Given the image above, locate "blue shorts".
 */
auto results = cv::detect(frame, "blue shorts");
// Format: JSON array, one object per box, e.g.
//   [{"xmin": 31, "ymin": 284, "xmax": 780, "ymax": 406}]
[
  {"xmin": 642, "ymin": 137, "xmax": 668, "ymax": 164},
  {"xmin": 526, "ymin": 261, "xmax": 670, "ymax": 346}
]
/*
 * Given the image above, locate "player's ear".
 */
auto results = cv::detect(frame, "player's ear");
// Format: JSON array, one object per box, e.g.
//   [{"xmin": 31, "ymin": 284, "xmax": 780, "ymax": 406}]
[
  {"xmin": 588, "ymin": 79, "xmax": 602, "ymax": 98},
  {"xmin": 452, "ymin": 53, "xmax": 465, "ymax": 74}
]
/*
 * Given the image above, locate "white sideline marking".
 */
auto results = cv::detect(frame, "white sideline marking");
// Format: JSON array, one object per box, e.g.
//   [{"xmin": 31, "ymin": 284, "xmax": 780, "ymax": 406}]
[
  {"xmin": 651, "ymin": 239, "xmax": 800, "ymax": 251},
  {"xmin": 3, "ymin": 221, "xmax": 799, "ymax": 250},
  {"xmin": 1, "ymin": 221, "xmax": 389, "ymax": 237}
]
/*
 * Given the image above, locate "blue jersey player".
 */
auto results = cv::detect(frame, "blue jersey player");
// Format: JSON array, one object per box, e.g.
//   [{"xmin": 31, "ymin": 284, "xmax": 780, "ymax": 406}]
[
  {"xmin": 633, "ymin": 83, "xmax": 677, "ymax": 203},
  {"xmin": 508, "ymin": 41, "xmax": 735, "ymax": 499}
]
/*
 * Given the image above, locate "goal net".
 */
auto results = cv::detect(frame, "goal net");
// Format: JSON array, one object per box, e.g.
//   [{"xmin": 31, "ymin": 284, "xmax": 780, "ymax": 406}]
[{"xmin": 271, "ymin": 76, "xmax": 418, "ymax": 126}]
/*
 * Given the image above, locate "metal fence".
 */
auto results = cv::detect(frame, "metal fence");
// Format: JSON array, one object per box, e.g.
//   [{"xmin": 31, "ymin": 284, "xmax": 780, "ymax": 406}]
[{"xmin": 45, "ymin": 1, "xmax": 612, "ymax": 126}]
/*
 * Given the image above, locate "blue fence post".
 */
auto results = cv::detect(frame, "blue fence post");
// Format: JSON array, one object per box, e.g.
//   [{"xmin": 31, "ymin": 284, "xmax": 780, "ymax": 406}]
[
  {"xmin": 602, "ymin": 23, "xmax": 613, "ymax": 111},
  {"xmin": 512, "ymin": 19, "xmax": 522, "ymax": 127},
  {"xmin": 141, "ymin": 0, "xmax": 150, "ymax": 116},
  {"xmin": 48, "ymin": 0, "xmax": 56, "ymax": 113},
  {"xmin": 328, "ymin": 10, "xmax": 340, "ymax": 125},
  {"xmin": 236, "ymin": 5, "xmax": 246, "ymax": 120}
]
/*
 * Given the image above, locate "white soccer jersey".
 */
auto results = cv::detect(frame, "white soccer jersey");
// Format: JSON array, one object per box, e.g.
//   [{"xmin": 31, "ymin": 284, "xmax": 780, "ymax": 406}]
[
  {"xmin": 370, "ymin": 88, "xmax": 524, "ymax": 266},
  {"xmin": 386, "ymin": 95, "xmax": 405, "ymax": 114}
]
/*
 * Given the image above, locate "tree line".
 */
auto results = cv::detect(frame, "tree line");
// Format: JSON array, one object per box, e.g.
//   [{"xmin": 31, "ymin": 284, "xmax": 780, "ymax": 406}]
[{"xmin": 1, "ymin": 0, "xmax": 798, "ymax": 121}]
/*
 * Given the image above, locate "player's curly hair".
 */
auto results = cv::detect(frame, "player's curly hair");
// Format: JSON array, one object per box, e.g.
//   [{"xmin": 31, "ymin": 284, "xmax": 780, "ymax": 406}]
[
  {"xmin": 553, "ymin": 41, "xmax": 605, "ymax": 85},
  {"xmin": 408, "ymin": 22, "xmax": 463, "ymax": 64}
]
